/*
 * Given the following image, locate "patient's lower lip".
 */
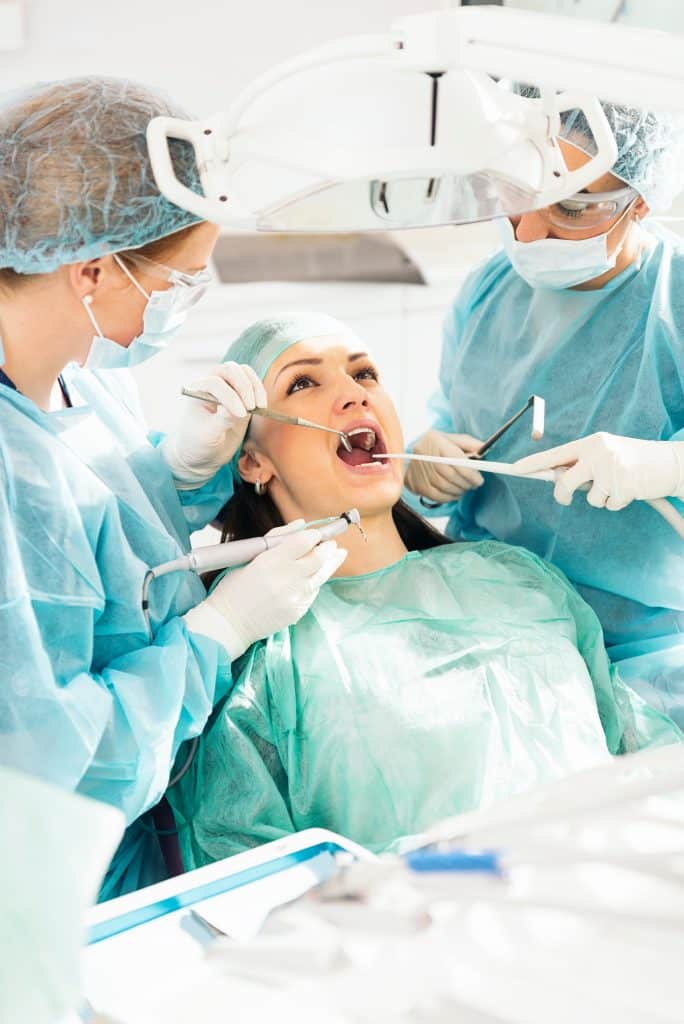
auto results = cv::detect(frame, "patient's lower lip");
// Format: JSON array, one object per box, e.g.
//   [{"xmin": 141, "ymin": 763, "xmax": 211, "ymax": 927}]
[{"xmin": 338, "ymin": 460, "xmax": 391, "ymax": 474}]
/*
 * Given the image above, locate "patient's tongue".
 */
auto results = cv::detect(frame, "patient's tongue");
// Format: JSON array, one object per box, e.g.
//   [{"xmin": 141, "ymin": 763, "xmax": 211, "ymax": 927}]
[{"xmin": 338, "ymin": 446, "xmax": 373, "ymax": 466}]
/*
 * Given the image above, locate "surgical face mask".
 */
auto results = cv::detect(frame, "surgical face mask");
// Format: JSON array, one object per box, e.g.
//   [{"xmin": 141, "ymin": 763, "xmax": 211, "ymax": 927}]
[
  {"xmin": 82, "ymin": 254, "xmax": 211, "ymax": 369},
  {"xmin": 497, "ymin": 202, "xmax": 636, "ymax": 290}
]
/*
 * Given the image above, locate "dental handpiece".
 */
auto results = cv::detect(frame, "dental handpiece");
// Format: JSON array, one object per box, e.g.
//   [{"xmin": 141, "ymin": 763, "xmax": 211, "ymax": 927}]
[{"xmin": 148, "ymin": 509, "xmax": 360, "ymax": 579}]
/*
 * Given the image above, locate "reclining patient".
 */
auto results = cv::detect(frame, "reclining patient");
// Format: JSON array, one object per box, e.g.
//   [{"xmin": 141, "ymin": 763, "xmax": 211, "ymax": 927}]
[{"xmin": 169, "ymin": 314, "xmax": 681, "ymax": 868}]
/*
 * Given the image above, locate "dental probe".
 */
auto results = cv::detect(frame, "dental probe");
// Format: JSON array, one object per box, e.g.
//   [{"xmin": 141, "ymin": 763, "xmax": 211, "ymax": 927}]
[
  {"xmin": 375, "ymin": 452, "xmax": 556, "ymax": 482},
  {"xmin": 181, "ymin": 387, "xmax": 353, "ymax": 452}
]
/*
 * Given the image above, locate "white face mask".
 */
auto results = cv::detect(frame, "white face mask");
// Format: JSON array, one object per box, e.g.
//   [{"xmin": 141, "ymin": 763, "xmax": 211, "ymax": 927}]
[
  {"xmin": 82, "ymin": 254, "xmax": 210, "ymax": 369},
  {"xmin": 497, "ymin": 205, "xmax": 635, "ymax": 291}
]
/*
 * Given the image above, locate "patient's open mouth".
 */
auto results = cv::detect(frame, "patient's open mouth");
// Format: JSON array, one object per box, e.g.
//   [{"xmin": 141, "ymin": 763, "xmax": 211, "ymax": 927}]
[{"xmin": 336, "ymin": 422, "xmax": 389, "ymax": 470}]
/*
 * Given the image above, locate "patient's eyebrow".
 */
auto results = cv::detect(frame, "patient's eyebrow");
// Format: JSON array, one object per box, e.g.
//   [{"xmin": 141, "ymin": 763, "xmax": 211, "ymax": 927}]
[
  {"xmin": 275, "ymin": 352, "xmax": 369, "ymax": 382},
  {"xmin": 275, "ymin": 357, "xmax": 323, "ymax": 382}
]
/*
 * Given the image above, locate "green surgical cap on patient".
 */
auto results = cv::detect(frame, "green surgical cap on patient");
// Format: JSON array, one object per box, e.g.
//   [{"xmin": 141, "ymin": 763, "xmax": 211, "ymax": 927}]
[
  {"xmin": 221, "ymin": 312, "xmax": 364, "ymax": 380},
  {"xmin": 0, "ymin": 76, "xmax": 202, "ymax": 273}
]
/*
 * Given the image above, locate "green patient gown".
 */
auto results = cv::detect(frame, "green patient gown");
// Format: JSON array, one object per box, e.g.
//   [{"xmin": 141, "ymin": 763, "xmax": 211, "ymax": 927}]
[{"xmin": 170, "ymin": 541, "xmax": 681, "ymax": 868}]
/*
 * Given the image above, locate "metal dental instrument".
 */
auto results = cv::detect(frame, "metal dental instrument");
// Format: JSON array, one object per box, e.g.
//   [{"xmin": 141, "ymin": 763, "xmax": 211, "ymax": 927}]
[
  {"xmin": 473, "ymin": 395, "xmax": 546, "ymax": 460},
  {"xmin": 181, "ymin": 387, "xmax": 353, "ymax": 452},
  {"xmin": 419, "ymin": 395, "xmax": 546, "ymax": 508}
]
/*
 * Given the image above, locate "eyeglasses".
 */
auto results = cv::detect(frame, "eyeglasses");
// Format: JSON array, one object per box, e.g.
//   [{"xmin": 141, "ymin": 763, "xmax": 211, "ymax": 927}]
[
  {"xmin": 114, "ymin": 251, "xmax": 213, "ymax": 311},
  {"xmin": 539, "ymin": 186, "xmax": 638, "ymax": 232},
  {"xmin": 119, "ymin": 251, "xmax": 213, "ymax": 290}
]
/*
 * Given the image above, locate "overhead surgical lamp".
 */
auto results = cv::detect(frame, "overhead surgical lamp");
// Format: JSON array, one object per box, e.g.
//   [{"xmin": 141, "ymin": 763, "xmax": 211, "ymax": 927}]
[{"xmin": 147, "ymin": 5, "xmax": 684, "ymax": 232}]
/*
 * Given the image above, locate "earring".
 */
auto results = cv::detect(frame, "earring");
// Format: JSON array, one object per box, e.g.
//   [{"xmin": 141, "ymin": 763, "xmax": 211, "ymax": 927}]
[{"xmin": 254, "ymin": 479, "xmax": 266, "ymax": 496}]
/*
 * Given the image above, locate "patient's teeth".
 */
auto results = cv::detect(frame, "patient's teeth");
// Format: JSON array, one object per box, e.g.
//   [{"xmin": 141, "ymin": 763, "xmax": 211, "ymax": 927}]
[{"xmin": 347, "ymin": 427, "xmax": 377, "ymax": 451}]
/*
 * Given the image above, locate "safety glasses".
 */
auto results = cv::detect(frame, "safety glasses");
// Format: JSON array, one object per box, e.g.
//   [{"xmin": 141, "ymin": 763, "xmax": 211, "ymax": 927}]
[
  {"xmin": 540, "ymin": 185, "xmax": 638, "ymax": 232},
  {"xmin": 118, "ymin": 251, "xmax": 213, "ymax": 303}
]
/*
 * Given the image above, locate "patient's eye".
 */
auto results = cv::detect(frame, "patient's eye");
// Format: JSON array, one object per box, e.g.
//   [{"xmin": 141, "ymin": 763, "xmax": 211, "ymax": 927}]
[
  {"xmin": 286, "ymin": 373, "xmax": 317, "ymax": 395},
  {"xmin": 354, "ymin": 365, "xmax": 379, "ymax": 383}
]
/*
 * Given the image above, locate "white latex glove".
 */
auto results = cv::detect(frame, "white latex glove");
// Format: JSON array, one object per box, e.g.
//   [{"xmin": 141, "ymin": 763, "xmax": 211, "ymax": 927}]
[
  {"xmin": 515, "ymin": 433, "xmax": 684, "ymax": 510},
  {"xmin": 405, "ymin": 429, "xmax": 485, "ymax": 503},
  {"xmin": 161, "ymin": 362, "xmax": 268, "ymax": 488},
  {"xmin": 183, "ymin": 522, "xmax": 347, "ymax": 660}
]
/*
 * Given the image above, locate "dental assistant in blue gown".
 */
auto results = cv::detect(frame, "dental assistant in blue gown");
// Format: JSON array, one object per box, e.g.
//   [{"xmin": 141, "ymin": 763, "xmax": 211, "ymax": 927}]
[
  {"xmin": 0, "ymin": 76, "xmax": 343, "ymax": 899},
  {"xmin": 406, "ymin": 100, "xmax": 684, "ymax": 728}
]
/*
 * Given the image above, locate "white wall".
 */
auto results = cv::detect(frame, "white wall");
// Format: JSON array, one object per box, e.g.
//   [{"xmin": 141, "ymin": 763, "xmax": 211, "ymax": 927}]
[{"xmin": 0, "ymin": 0, "xmax": 433, "ymax": 114}]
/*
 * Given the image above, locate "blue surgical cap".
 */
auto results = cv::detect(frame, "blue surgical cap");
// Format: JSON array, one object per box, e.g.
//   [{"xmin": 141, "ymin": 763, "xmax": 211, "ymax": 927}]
[
  {"xmin": 514, "ymin": 85, "xmax": 684, "ymax": 212},
  {"xmin": 0, "ymin": 76, "xmax": 202, "ymax": 274},
  {"xmin": 222, "ymin": 312, "xmax": 363, "ymax": 380},
  {"xmin": 562, "ymin": 104, "xmax": 684, "ymax": 213}
]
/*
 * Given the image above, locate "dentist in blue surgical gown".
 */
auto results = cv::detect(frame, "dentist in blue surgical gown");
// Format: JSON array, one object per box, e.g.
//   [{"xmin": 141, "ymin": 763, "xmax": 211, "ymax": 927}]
[
  {"xmin": 407, "ymin": 99, "xmax": 684, "ymax": 728},
  {"xmin": 0, "ymin": 76, "xmax": 344, "ymax": 899}
]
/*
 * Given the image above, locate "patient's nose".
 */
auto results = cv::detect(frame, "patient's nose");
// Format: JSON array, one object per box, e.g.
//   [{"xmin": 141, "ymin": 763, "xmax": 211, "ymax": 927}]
[{"xmin": 334, "ymin": 378, "xmax": 369, "ymax": 414}]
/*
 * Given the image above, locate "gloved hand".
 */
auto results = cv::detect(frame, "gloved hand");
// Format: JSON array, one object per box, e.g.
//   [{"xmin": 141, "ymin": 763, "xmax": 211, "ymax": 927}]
[
  {"xmin": 183, "ymin": 522, "xmax": 348, "ymax": 660},
  {"xmin": 405, "ymin": 430, "xmax": 485, "ymax": 503},
  {"xmin": 161, "ymin": 362, "xmax": 268, "ymax": 488},
  {"xmin": 515, "ymin": 433, "xmax": 684, "ymax": 509}
]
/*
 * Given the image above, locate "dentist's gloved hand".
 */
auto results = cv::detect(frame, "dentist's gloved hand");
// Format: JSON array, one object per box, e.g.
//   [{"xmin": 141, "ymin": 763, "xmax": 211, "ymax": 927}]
[
  {"xmin": 161, "ymin": 363, "xmax": 268, "ymax": 488},
  {"xmin": 405, "ymin": 429, "xmax": 485, "ymax": 503},
  {"xmin": 515, "ymin": 433, "xmax": 684, "ymax": 509},
  {"xmin": 183, "ymin": 522, "xmax": 348, "ymax": 660}
]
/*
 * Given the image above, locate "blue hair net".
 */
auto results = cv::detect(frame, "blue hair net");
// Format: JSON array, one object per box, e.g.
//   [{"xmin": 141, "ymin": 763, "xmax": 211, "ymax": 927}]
[
  {"xmin": 222, "ymin": 312, "xmax": 364, "ymax": 485},
  {"xmin": 221, "ymin": 312, "xmax": 363, "ymax": 380},
  {"xmin": 513, "ymin": 85, "xmax": 684, "ymax": 212},
  {"xmin": 562, "ymin": 104, "xmax": 684, "ymax": 213},
  {"xmin": 0, "ymin": 76, "xmax": 202, "ymax": 274}
]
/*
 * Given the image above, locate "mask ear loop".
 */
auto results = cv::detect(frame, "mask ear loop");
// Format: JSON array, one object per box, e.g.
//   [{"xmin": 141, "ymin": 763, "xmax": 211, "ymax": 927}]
[{"xmin": 82, "ymin": 294, "xmax": 104, "ymax": 337}]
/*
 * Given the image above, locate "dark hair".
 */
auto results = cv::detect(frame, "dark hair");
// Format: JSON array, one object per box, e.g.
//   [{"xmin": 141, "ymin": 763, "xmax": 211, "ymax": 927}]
[{"xmin": 205, "ymin": 483, "xmax": 451, "ymax": 589}]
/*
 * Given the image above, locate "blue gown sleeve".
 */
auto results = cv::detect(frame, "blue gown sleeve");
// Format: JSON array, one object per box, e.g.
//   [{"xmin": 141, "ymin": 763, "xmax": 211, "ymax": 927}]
[
  {"xmin": 532, "ymin": 556, "xmax": 683, "ymax": 754},
  {"xmin": 170, "ymin": 642, "xmax": 296, "ymax": 870},
  {"xmin": 90, "ymin": 370, "xmax": 236, "ymax": 534},
  {"xmin": 0, "ymin": 466, "xmax": 234, "ymax": 827},
  {"xmin": 148, "ymin": 429, "xmax": 235, "ymax": 533}
]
